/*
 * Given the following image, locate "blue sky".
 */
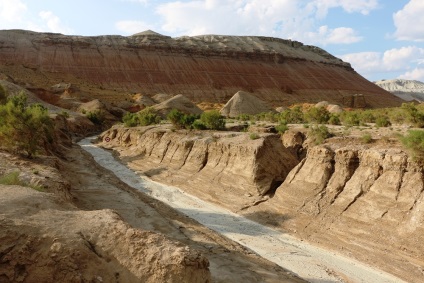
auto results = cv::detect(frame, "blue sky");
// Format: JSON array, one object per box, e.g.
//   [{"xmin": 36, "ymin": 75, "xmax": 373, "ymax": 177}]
[{"xmin": 1, "ymin": 0, "xmax": 423, "ymax": 82}]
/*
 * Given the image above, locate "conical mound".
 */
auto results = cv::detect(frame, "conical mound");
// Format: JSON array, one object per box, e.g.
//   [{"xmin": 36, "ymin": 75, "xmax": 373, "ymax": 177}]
[
  {"xmin": 220, "ymin": 91, "xmax": 274, "ymax": 117},
  {"xmin": 153, "ymin": 94, "xmax": 203, "ymax": 117}
]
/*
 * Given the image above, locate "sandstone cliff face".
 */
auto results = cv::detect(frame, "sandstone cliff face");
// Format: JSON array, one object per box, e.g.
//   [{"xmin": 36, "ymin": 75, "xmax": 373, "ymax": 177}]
[
  {"xmin": 99, "ymin": 125, "xmax": 299, "ymax": 210},
  {"xmin": 269, "ymin": 145, "xmax": 424, "ymax": 282},
  {"xmin": 0, "ymin": 29, "xmax": 402, "ymax": 108}
]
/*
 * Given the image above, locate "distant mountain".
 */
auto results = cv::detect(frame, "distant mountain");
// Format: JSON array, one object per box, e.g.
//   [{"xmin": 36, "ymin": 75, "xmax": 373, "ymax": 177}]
[
  {"xmin": 0, "ymin": 29, "xmax": 402, "ymax": 108},
  {"xmin": 375, "ymin": 79, "xmax": 424, "ymax": 102}
]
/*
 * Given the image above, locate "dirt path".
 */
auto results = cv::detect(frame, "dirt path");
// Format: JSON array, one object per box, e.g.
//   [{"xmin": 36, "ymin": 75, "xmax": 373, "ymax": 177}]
[
  {"xmin": 63, "ymin": 143, "xmax": 303, "ymax": 283},
  {"xmin": 78, "ymin": 137, "xmax": 408, "ymax": 283}
]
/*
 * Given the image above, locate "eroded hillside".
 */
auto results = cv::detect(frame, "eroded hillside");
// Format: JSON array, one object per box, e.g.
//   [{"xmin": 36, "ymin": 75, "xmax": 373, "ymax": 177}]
[{"xmin": 0, "ymin": 29, "xmax": 402, "ymax": 108}]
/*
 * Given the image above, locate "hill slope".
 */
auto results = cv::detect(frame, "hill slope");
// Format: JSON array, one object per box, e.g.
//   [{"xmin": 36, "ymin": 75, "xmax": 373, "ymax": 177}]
[
  {"xmin": 375, "ymin": 79, "xmax": 424, "ymax": 102},
  {"xmin": 0, "ymin": 29, "xmax": 402, "ymax": 108}
]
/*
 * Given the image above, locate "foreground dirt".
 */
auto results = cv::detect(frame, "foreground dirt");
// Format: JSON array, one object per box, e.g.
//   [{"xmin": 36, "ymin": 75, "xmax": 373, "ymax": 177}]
[{"xmin": 63, "ymin": 145, "xmax": 304, "ymax": 283}]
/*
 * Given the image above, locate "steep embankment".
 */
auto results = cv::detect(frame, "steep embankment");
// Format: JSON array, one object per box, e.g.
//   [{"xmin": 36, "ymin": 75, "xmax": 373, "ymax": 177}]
[
  {"xmin": 0, "ymin": 29, "xmax": 402, "ymax": 107},
  {"xmin": 255, "ymin": 145, "xmax": 424, "ymax": 283},
  {"xmin": 100, "ymin": 125, "xmax": 298, "ymax": 211},
  {"xmin": 100, "ymin": 126, "xmax": 424, "ymax": 282}
]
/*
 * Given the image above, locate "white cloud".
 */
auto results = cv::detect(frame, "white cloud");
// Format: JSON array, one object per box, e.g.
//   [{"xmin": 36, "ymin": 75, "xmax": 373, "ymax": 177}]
[
  {"xmin": 155, "ymin": 0, "xmax": 374, "ymax": 45},
  {"xmin": 0, "ymin": 0, "xmax": 27, "ymax": 25},
  {"xmin": 306, "ymin": 26, "xmax": 362, "ymax": 45},
  {"xmin": 399, "ymin": 68, "xmax": 424, "ymax": 81},
  {"xmin": 115, "ymin": 20, "xmax": 154, "ymax": 35},
  {"xmin": 339, "ymin": 46, "xmax": 424, "ymax": 79},
  {"xmin": 393, "ymin": 0, "xmax": 424, "ymax": 41},
  {"xmin": 310, "ymin": 0, "xmax": 379, "ymax": 18},
  {"xmin": 39, "ymin": 11, "xmax": 73, "ymax": 34}
]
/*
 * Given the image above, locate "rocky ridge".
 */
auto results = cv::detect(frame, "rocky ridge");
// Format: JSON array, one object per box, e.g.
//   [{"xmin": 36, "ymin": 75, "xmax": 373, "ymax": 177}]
[
  {"xmin": 0, "ymin": 29, "xmax": 402, "ymax": 108},
  {"xmin": 375, "ymin": 79, "xmax": 424, "ymax": 102}
]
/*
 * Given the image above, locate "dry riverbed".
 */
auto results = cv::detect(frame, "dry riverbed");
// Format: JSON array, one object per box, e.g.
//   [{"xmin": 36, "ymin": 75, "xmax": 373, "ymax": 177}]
[{"xmin": 79, "ymin": 137, "xmax": 406, "ymax": 283}]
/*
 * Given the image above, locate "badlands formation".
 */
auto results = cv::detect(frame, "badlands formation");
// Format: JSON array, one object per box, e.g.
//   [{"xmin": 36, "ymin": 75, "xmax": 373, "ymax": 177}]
[
  {"xmin": 0, "ymin": 29, "xmax": 403, "ymax": 108},
  {"xmin": 376, "ymin": 79, "xmax": 424, "ymax": 102},
  {"xmin": 0, "ymin": 29, "xmax": 422, "ymax": 283}
]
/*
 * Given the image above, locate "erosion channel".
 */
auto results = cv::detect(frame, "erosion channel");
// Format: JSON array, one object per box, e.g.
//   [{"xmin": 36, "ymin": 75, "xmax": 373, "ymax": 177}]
[{"xmin": 79, "ymin": 135, "xmax": 407, "ymax": 283}]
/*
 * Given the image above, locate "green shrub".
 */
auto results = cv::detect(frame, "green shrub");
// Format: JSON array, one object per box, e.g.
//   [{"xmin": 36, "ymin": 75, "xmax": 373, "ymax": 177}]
[
  {"xmin": 279, "ymin": 106, "xmax": 304, "ymax": 124},
  {"xmin": 309, "ymin": 125, "xmax": 332, "ymax": 145},
  {"xmin": 361, "ymin": 133, "xmax": 373, "ymax": 143},
  {"xmin": 341, "ymin": 111, "xmax": 360, "ymax": 126},
  {"xmin": 0, "ymin": 172, "xmax": 25, "ymax": 186},
  {"xmin": 328, "ymin": 114, "xmax": 340, "ymax": 125},
  {"xmin": 249, "ymin": 132, "xmax": 260, "ymax": 140},
  {"xmin": 122, "ymin": 112, "xmax": 139, "ymax": 127},
  {"xmin": 305, "ymin": 106, "xmax": 330, "ymax": 124},
  {"xmin": 237, "ymin": 113, "xmax": 251, "ymax": 121},
  {"xmin": 360, "ymin": 110, "xmax": 376, "ymax": 123},
  {"xmin": 192, "ymin": 120, "xmax": 207, "ymax": 130},
  {"xmin": 167, "ymin": 109, "xmax": 199, "ymax": 129},
  {"xmin": 275, "ymin": 122, "xmax": 289, "ymax": 134},
  {"xmin": 400, "ymin": 130, "xmax": 424, "ymax": 163},
  {"xmin": 86, "ymin": 110, "xmax": 105, "ymax": 125},
  {"xmin": 200, "ymin": 110, "xmax": 226, "ymax": 130},
  {"xmin": 375, "ymin": 116, "xmax": 391, "ymax": 127},
  {"xmin": 137, "ymin": 107, "xmax": 161, "ymax": 126},
  {"xmin": 0, "ymin": 92, "xmax": 54, "ymax": 158}
]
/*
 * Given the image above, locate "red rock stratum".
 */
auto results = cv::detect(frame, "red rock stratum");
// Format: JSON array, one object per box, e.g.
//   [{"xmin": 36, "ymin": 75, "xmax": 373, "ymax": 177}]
[{"xmin": 0, "ymin": 29, "xmax": 402, "ymax": 108}]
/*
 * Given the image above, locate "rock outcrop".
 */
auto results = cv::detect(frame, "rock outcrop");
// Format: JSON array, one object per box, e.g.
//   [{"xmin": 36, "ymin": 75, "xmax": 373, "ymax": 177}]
[
  {"xmin": 99, "ymin": 125, "xmax": 299, "ymax": 210},
  {"xmin": 375, "ymin": 79, "xmax": 424, "ymax": 102},
  {"xmin": 264, "ymin": 145, "xmax": 424, "ymax": 283},
  {"xmin": 220, "ymin": 91, "xmax": 274, "ymax": 117},
  {"xmin": 0, "ymin": 185, "xmax": 211, "ymax": 283},
  {"xmin": 0, "ymin": 29, "xmax": 402, "ymax": 108}
]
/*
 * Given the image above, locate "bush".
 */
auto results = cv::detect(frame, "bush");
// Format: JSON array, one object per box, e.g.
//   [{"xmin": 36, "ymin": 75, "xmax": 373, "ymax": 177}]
[
  {"xmin": 309, "ymin": 125, "xmax": 332, "ymax": 145},
  {"xmin": 328, "ymin": 114, "xmax": 340, "ymax": 125},
  {"xmin": 249, "ymin": 132, "xmax": 260, "ymax": 140},
  {"xmin": 400, "ymin": 130, "xmax": 424, "ymax": 163},
  {"xmin": 0, "ymin": 171, "xmax": 44, "ymax": 191},
  {"xmin": 192, "ymin": 120, "xmax": 207, "ymax": 130},
  {"xmin": 341, "ymin": 111, "xmax": 360, "ymax": 126},
  {"xmin": 280, "ymin": 106, "xmax": 304, "ymax": 124},
  {"xmin": 200, "ymin": 110, "xmax": 226, "ymax": 130},
  {"xmin": 237, "ymin": 113, "xmax": 251, "ymax": 121},
  {"xmin": 275, "ymin": 122, "xmax": 289, "ymax": 134},
  {"xmin": 167, "ymin": 109, "xmax": 199, "ymax": 129},
  {"xmin": 137, "ymin": 107, "xmax": 161, "ymax": 126},
  {"xmin": 122, "ymin": 107, "xmax": 161, "ymax": 127},
  {"xmin": 305, "ymin": 106, "xmax": 330, "ymax": 124},
  {"xmin": 375, "ymin": 116, "xmax": 391, "ymax": 127},
  {"xmin": 86, "ymin": 110, "xmax": 105, "ymax": 125},
  {"xmin": 122, "ymin": 112, "xmax": 139, "ymax": 127},
  {"xmin": 361, "ymin": 133, "xmax": 373, "ymax": 143},
  {"xmin": 0, "ymin": 92, "xmax": 54, "ymax": 158}
]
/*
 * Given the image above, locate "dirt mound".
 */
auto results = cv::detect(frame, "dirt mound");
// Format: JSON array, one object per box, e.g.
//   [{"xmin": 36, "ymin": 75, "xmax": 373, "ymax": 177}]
[
  {"xmin": 153, "ymin": 94, "xmax": 203, "ymax": 117},
  {"xmin": 327, "ymin": 104, "xmax": 343, "ymax": 113},
  {"xmin": 133, "ymin": 93, "xmax": 157, "ymax": 106},
  {"xmin": 220, "ymin": 91, "xmax": 274, "ymax": 117},
  {"xmin": 152, "ymin": 93, "xmax": 173, "ymax": 103},
  {"xmin": 0, "ymin": 185, "xmax": 211, "ymax": 283}
]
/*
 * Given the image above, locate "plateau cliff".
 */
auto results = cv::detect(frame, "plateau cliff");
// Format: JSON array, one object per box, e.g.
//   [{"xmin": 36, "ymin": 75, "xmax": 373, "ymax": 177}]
[{"xmin": 0, "ymin": 29, "xmax": 402, "ymax": 108}]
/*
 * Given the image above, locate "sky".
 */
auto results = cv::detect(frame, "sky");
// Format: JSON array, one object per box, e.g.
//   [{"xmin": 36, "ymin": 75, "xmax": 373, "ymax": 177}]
[{"xmin": 0, "ymin": 0, "xmax": 423, "ymax": 82}]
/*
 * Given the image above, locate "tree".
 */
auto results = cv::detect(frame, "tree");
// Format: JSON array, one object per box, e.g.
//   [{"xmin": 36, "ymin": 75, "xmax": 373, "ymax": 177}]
[{"xmin": 0, "ymin": 92, "xmax": 53, "ymax": 158}]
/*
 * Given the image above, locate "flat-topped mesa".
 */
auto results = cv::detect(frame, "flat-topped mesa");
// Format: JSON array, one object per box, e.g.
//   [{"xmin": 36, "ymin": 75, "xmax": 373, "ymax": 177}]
[{"xmin": 0, "ymin": 29, "xmax": 402, "ymax": 107}]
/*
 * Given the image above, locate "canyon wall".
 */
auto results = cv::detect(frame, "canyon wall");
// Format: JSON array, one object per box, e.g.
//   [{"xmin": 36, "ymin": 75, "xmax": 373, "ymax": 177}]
[
  {"xmin": 0, "ymin": 29, "xmax": 402, "ymax": 107},
  {"xmin": 100, "ymin": 127, "xmax": 424, "ymax": 282},
  {"xmin": 99, "ymin": 125, "xmax": 299, "ymax": 211}
]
